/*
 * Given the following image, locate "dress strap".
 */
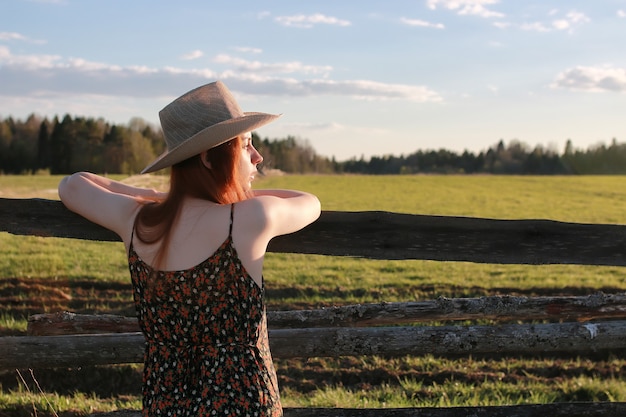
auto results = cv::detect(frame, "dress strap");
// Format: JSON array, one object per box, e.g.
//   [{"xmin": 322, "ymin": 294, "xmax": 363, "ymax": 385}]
[
  {"xmin": 128, "ymin": 221, "xmax": 136, "ymax": 255},
  {"xmin": 228, "ymin": 203, "xmax": 234, "ymax": 237}
]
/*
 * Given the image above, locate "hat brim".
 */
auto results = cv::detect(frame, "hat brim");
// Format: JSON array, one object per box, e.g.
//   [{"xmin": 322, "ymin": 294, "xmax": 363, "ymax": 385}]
[{"xmin": 141, "ymin": 111, "xmax": 280, "ymax": 174}]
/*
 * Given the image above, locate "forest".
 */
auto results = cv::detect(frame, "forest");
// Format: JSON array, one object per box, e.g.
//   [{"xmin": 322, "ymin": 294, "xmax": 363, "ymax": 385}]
[{"xmin": 1, "ymin": 113, "xmax": 625, "ymax": 175}]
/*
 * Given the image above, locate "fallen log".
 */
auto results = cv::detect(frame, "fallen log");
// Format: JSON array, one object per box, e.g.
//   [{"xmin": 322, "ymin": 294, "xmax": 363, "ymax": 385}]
[
  {"xmin": 27, "ymin": 293, "xmax": 626, "ymax": 336},
  {"xmin": 5, "ymin": 320, "xmax": 626, "ymax": 369}
]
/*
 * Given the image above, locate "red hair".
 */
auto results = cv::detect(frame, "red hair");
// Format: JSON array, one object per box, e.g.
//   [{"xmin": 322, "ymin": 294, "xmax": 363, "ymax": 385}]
[{"xmin": 134, "ymin": 136, "xmax": 251, "ymax": 273}]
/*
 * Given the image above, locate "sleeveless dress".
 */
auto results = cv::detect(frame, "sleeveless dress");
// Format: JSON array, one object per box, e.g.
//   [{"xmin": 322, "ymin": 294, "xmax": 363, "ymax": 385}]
[{"xmin": 128, "ymin": 204, "xmax": 282, "ymax": 417}]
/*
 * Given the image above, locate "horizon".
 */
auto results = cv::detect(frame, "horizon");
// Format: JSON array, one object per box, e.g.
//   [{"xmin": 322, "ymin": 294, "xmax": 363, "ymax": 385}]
[{"xmin": 0, "ymin": 109, "xmax": 626, "ymax": 163}]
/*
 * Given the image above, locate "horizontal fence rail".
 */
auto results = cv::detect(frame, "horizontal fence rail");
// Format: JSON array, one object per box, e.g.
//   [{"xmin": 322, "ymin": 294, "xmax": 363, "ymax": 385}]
[
  {"xmin": 26, "ymin": 293, "xmax": 626, "ymax": 335},
  {"xmin": 89, "ymin": 403, "xmax": 626, "ymax": 417},
  {"xmin": 4, "ymin": 319, "xmax": 626, "ymax": 369},
  {"xmin": 2, "ymin": 198, "xmax": 626, "ymax": 266}
]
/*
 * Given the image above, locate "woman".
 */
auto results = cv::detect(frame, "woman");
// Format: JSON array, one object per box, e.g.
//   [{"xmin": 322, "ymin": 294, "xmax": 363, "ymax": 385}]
[{"xmin": 58, "ymin": 81, "xmax": 321, "ymax": 416}]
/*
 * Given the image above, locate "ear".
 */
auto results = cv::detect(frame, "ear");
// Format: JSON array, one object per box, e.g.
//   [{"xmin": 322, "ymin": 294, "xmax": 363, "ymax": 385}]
[{"xmin": 200, "ymin": 151, "xmax": 212, "ymax": 169}]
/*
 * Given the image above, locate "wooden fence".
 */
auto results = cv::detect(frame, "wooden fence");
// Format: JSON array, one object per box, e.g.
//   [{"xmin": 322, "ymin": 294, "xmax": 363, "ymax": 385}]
[{"xmin": 1, "ymin": 197, "xmax": 626, "ymax": 416}]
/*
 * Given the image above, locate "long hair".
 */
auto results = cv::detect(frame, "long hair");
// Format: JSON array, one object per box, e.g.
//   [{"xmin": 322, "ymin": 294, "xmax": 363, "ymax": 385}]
[{"xmin": 134, "ymin": 136, "xmax": 251, "ymax": 275}]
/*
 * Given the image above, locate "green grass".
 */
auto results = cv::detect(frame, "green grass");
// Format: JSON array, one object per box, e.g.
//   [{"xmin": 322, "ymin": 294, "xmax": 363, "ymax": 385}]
[
  {"xmin": 0, "ymin": 235, "xmax": 128, "ymax": 282},
  {"xmin": 283, "ymin": 375, "xmax": 626, "ymax": 408},
  {"xmin": 1, "ymin": 174, "xmax": 626, "ymax": 415},
  {"xmin": 279, "ymin": 354, "xmax": 626, "ymax": 407},
  {"xmin": 263, "ymin": 254, "xmax": 625, "ymax": 307},
  {"xmin": 0, "ymin": 388, "xmax": 141, "ymax": 417},
  {"xmin": 3, "ymin": 173, "xmax": 625, "ymax": 222},
  {"xmin": 0, "ymin": 312, "xmax": 27, "ymax": 334},
  {"xmin": 255, "ymin": 174, "xmax": 626, "ymax": 224}
]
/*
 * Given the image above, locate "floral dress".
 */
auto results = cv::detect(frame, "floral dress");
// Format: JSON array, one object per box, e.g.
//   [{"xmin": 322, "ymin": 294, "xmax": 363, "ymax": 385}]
[{"xmin": 128, "ymin": 204, "xmax": 282, "ymax": 416}]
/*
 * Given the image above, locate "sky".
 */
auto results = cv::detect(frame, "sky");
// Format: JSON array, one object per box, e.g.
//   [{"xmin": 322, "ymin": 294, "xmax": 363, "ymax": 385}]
[{"xmin": 1, "ymin": 0, "xmax": 625, "ymax": 161}]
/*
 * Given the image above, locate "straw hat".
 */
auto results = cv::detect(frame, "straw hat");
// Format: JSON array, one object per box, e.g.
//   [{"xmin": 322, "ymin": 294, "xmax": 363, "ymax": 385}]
[{"xmin": 141, "ymin": 81, "xmax": 280, "ymax": 173}]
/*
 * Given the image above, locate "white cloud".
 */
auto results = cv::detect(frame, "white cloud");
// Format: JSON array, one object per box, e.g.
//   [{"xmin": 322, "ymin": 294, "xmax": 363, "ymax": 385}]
[
  {"xmin": 180, "ymin": 50, "xmax": 203, "ymax": 60},
  {"xmin": 214, "ymin": 54, "xmax": 332, "ymax": 76},
  {"xmin": 522, "ymin": 10, "xmax": 589, "ymax": 33},
  {"xmin": 400, "ymin": 17, "xmax": 445, "ymax": 29},
  {"xmin": 0, "ymin": 32, "xmax": 28, "ymax": 41},
  {"xmin": 283, "ymin": 121, "xmax": 391, "ymax": 137},
  {"xmin": 0, "ymin": 45, "xmax": 63, "ymax": 70},
  {"xmin": 285, "ymin": 79, "xmax": 443, "ymax": 103},
  {"xmin": 275, "ymin": 13, "xmax": 351, "ymax": 28},
  {"xmin": 0, "ymin": 47, "xmax": 441, "ymax": 103},
  {"xmin": 234, "ymin": 46, "xmax": 263, "ymax": 54},
  {"xmin": 493, "ymin": 21, "xmax": 510, "ymax": 29},
  {"xmin": 284, "ymin": 121, "xmax": 344, "ymax": 131},
  {"xmin": 426, "ymin": 0, "xmax": 504, "ymax": 19},
  {"xmin": 26, "ymin": 0, "xmax": 67, "ymax": 4},
  {"xmin": 520, "ymin": 22, "xmax": 550, "ymax": 32},
  {"xmin": 551, "ymin": 19, "xmax": 570, "ymax": 30},
  {"xmin": 552, "ymin": 65, "xmax": 626, "ymax": 93},
  {"xmin": 0, "ymin": 46, "xmax": 215, "ymax": 97},
  {"xmin": 0, "ymin": 31, "xmax": 46, "ymax": 44},
  {"xmin": 618, "ymin": 10, "xmax": 626, "ymax": 18},
  {"xmin": 566, "ymin": 11, "xmax": 589, "ymax": 24}
]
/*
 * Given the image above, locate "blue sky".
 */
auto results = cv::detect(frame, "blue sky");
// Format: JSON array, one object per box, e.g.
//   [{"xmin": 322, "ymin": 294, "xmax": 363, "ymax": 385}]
[{"xmin": 1, "ymin": 0, "xmax": 625, "ymax": 161}]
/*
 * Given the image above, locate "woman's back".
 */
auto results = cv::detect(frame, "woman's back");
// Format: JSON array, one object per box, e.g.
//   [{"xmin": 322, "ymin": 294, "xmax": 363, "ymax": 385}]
[
  {"xmin": 131, "ymin": 198, "xmax": 269, "ymax": 287},
  {"xmin": 129, "ymin": 203, "xmax": 282, "ymax": 416}
]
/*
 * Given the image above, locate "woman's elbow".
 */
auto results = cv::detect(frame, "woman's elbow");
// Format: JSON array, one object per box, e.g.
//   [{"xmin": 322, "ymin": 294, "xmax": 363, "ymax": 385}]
[
  {"xmin": 314, "ymin": 196, "xmax": 322, "ymax": 215},
  {"xmin": 57, "ymin": 175, "xmax": 72, "ymax": 202},
  {"xmin": 57, "ymin": 173, "xmax": 84, "ymax": 207},
  {"xmin": 307, "ymin": 195, "xmax": 322, "ymax": 222}
]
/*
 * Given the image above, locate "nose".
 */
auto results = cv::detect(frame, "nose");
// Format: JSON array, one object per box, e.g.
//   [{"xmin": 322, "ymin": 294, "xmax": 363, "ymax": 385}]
[{"xmin": 251, "ymin": 145, "xmax": 263, "ymax": 165}]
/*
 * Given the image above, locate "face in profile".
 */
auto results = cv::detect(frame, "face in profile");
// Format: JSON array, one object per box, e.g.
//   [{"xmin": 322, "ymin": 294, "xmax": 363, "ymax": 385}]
[{"xmin": 238, "ymin": 134, "xmax": 263, "ymax": 191}]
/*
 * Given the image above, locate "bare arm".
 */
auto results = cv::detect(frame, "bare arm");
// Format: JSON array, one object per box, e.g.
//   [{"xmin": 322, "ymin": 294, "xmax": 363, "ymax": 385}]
[
  {"xmin": 252, "ymin": 189, "xmax": 321, "ymax": 237},
  {"xmin": 60, "ymin": 172, "xmax": 165, "ymax": 201},
  {"xmin": 58, "ymin": 172, "xmax": 163, "ymax": 241},
  {"xmin": 253, "ymin": 189, "xmax": 317, "ymax": 199}
]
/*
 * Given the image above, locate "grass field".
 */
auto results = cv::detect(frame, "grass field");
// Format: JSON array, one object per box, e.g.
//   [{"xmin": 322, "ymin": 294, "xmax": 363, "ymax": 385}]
[{"xmin": 1, "ymin": 174, "xmax": 625, "ymax": 416}]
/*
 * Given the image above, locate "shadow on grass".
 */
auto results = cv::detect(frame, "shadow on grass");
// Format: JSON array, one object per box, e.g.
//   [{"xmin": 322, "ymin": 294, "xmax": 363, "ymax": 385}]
[{"xmin": 1, "ymin": 366, "xmax": 142, "ymax": 397}]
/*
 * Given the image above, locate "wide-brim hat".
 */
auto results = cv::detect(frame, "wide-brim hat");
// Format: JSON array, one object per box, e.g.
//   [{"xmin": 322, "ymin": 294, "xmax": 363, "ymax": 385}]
[{"xmin": 141, "ymin": 81, "xmax": 280, "ymax": 174}]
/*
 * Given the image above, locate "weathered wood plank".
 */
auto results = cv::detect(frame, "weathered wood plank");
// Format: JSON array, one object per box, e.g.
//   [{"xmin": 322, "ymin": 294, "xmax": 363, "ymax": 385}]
[
  {"xmin": 281, "ymin": 403, "xmax": 626, "ymax": 417},
  {"xmin": 28, "ymin": 312, "xmax": 140, "ymax": 335},
  {"xmin": 2, "ymin": 198, "xmax": 626, "ymax": 266},
  {"xmin": 1, "ymin": 332, "xmax": 146, "ymax": 369},
  {"xmin": 26, "ymin": 293, "xmax": 626, "ymax": 336},
  {"xmin": 5, "ymin": 320, "xmax": 626, "ymax": 369},
  {"xmin": 272, "ymin": 293, "xmax": 626, "ymax": 327},
  {"xmin": 88, "ymin": 403, "xmax": 626, "ymax": 417},
  {"xmin": 269, "ymin": 320, "xmax": 626, "ymax": 359},
  {"xmin": 0, "ymin": 198, "xmax": 120, "ymax": 241}
]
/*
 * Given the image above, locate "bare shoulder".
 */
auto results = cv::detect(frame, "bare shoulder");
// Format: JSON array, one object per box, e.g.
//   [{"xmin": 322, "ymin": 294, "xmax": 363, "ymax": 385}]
[
  {"xmin": 233, "ymin": 197, "xmax": 271, "ymax": 231},
  {"xmin": 238, "ymin": 191, "xmax": 321, "ymax": 238}
]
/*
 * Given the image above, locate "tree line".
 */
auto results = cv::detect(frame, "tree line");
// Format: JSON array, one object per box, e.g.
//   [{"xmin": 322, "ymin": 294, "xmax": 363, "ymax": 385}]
[
  {"xmin": 1, "ymin": 114, "xmax": 625, "ymax": 175},
  {"xmin": 340, "ymin": 138, "xmax": 626, "ymax": 175},
  {"xmin": 0, "ymin": 114, "xmax": 163, "ymax": 175}
]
